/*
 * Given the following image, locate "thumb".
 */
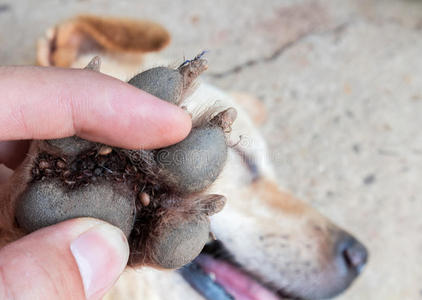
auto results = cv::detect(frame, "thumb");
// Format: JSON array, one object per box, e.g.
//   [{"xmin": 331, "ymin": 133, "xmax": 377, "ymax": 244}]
[{"xmin": 0, "ymin": 218, "xmax": 129, "ymax": 300}]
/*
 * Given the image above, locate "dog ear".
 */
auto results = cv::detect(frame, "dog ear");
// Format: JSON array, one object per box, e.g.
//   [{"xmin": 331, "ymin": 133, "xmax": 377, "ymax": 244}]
[{"xmin": 37, "ymin": 15, "xmax": 170, "ymax": 67}]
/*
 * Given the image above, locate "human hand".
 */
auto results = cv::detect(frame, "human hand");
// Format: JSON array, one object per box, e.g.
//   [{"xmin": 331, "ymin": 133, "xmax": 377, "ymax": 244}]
[{"xmin": 0, "ymin": 66, "xmax": 191, "ymax": 299}]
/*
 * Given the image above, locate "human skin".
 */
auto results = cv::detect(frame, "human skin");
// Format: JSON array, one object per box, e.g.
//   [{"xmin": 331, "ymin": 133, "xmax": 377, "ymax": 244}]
[{"xmin": 0, "ymin": 66, "xmax": 191, "ymax": 300}]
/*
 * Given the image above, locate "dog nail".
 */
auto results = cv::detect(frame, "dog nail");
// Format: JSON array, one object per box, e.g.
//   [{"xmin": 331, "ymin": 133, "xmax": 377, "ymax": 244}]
[{"xmin": 84, "ymin": 56, "xmax": 102, "ymax": 72}]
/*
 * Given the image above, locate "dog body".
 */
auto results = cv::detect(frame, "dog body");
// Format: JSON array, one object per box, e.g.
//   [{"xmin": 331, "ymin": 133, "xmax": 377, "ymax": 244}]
[{"xmin": 0, "ymin": 16, "xmax": 367, "ymax": 300}]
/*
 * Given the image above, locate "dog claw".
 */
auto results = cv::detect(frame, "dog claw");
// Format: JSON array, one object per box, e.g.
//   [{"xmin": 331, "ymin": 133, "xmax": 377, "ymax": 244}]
[
  {"xmin": 84, "ymin": 56, "xmax": 102, "ymax": 72},
  {"xmin": 178, "ymin": 54, "xmax": 208, "ymax": 91},
  {"xmin": 198, "ymin": 194, "xmax": 227, "ymax": 216},
  {"xmin": 210, "ymin": 107, "xmax": 238, "ymax": 133}
]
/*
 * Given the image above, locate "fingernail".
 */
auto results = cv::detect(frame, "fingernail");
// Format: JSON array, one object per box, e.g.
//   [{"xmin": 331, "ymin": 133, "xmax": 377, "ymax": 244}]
[{"xmin": 70, "ymin": 222, "xmax": 129, "ymax": 299}]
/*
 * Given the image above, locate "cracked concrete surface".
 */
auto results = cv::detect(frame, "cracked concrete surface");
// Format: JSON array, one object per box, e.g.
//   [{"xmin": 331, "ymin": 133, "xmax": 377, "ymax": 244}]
[
  {"xmin": 1, "ymin": 0, "xmax": 421, "ymax": 299},
  {"xmin": 208, "ymin": 21, "xmax": 352, "ymax": 79}
]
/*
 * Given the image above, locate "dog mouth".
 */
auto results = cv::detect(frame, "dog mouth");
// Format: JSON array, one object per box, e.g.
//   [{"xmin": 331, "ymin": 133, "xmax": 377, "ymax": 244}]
[{"xmin": 178, "ymin": 240, "xmax": 297, "ymax": 300}]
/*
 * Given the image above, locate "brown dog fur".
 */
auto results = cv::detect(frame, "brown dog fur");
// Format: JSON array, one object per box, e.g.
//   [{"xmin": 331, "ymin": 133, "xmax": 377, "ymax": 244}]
[{"xmin": 37, "ymin": 15, "xmax": 170, "ymax": 68}]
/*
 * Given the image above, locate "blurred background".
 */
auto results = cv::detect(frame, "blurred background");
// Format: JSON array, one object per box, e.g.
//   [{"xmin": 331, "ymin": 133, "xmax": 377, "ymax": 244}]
[{"xmin": 1, "ymin": 0, "xmax": 422, "ymax": 299}]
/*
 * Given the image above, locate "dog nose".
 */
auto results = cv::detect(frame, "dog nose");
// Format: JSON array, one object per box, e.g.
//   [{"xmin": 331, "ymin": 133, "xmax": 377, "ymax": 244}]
[{"xmin": 336, "ymin": 234, "xmax": 368, "ymax": 275}]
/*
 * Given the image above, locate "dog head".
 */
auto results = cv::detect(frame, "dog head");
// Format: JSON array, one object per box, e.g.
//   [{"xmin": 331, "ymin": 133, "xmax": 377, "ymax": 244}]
[
  {"xmin": 36, "ymin": 15, "xmax": 367, "ymax": 299},
  {"xmin": 205, "ymin": 175, "xmax": 367, "ymax": 299}
]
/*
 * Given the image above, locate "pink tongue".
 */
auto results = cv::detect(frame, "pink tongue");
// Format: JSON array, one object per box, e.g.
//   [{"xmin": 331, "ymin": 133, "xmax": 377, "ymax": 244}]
[{"xmin": 196, "ymin": 255, "xmax": 280, "ymax": 300}]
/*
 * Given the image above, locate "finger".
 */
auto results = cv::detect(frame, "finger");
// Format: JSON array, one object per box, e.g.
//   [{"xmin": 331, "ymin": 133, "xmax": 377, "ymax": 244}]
[
  {"xmin": 0, "ymin": 140, "xmax": 30, "ymax": 169},
  {"xmin": 0, "ymin": 66, "xmax": 191, "ymax": 149},
  {"xmin": 0, "ymin": 218, "xmax": 129, "ymax": 300}
]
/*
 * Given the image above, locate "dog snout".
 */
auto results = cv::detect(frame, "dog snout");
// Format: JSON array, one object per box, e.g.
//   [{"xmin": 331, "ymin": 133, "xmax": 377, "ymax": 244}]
[
  {"xmin": 298, "ymin": 231, "xmax": 369, "ymax": 299},
  {"xmin": 335, "ymin": 232, "xmax": 368, "ymax": 277}
]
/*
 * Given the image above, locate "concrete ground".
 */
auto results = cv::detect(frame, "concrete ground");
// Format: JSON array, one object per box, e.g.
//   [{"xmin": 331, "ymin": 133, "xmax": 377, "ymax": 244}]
[{"xmin": 1, "ymin": 0, "xmax": 421, "ymax": 299}]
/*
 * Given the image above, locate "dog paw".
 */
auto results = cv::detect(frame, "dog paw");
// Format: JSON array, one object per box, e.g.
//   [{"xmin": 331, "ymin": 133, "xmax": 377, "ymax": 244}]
[{"xmin": 14, "ymin": 55, "xmax": 236, "ymax": 269}]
